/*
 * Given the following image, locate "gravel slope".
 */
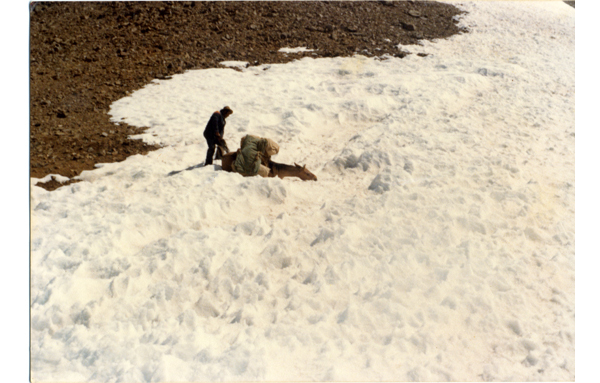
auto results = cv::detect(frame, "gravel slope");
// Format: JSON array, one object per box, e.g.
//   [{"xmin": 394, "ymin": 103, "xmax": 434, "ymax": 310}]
[{"xmin": 30, "ymin": 1, "xmax": 466, "ymax": 190}]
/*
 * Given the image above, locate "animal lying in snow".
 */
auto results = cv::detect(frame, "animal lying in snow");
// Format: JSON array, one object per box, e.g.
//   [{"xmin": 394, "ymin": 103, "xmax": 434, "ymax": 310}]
[
  {"xmin": 220, "ymin": 134, "xmax": 317, "ymax": 181},
  {"xmin": 222, "ymin": 152, "xmax": 317, "ymax": 181}
]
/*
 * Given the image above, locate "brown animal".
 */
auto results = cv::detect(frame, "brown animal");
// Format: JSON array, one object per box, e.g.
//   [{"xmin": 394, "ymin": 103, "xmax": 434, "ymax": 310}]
[{"xmin": 221, "ymin": 152, "xmax": 317, "ymax": 181}]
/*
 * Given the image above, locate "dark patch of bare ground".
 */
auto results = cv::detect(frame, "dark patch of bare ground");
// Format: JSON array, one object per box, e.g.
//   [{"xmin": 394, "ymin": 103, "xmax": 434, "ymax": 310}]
[{"xmin": 30, "ymin": 1, "xmax": 467, "ymax": 191}]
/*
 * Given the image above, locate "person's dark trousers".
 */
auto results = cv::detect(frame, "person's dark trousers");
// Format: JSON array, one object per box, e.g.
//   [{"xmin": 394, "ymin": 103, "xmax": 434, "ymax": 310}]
[{"xmin": 204, "ymin": 135, "xmax": 218, "ymax": 165}]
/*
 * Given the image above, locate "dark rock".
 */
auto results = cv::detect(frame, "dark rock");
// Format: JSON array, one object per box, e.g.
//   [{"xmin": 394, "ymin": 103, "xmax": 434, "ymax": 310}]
[
  {"xmin": 400, "ymin": 22, "xmax": 416, "ymax": 31},
  {"xmin": 394, "ymin": 52, "xmax": 410, "ymax": 58}
]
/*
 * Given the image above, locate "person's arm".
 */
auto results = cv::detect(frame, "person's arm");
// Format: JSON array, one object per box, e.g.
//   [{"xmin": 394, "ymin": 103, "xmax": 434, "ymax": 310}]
[{"xmin": 218, "ymin": 115, "xmax": 225, "ymax": 137}]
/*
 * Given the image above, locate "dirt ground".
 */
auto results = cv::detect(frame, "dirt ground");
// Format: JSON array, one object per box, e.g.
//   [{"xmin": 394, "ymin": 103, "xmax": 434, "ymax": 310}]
[{"xmin": 30, "ymin": 1, "xmax": 467, "ymax": 191}]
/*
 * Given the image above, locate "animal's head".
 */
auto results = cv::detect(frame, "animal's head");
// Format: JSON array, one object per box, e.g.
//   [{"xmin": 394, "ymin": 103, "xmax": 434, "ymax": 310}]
[{"xmin": 294, "ymin": 163, "xmax": 318, "ymax": 181}]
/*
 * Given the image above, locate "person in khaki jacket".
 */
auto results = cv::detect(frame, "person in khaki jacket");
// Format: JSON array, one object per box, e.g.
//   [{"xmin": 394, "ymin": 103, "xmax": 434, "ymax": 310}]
[
  {"xmin": 257, "ymin": 137, "xmax": 279, "ymax": 177},
  {"xmin": 232, "ymin": 134, "xmax": 279, "ymax": 177}
]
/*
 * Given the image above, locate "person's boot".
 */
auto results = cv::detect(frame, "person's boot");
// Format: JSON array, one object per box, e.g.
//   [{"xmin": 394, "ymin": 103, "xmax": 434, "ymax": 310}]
[{"xmin": 204, "ymin": 148, "xmax": 214, "ymax": 166}]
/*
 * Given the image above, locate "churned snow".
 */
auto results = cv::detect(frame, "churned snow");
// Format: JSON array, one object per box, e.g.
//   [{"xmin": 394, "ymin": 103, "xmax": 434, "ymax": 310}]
[{"xmin": 30, "ymin": 2, "xmax": 575, "ymax": 381}]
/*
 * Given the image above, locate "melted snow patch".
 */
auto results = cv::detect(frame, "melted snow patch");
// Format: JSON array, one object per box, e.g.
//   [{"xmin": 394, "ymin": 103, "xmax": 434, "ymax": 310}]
[
  {"xmin": 220, "ymin": 61, "xmax": 250, "ymax": 70},
  {"xmin": 278, "ymin": 47, "xmax": 315, "ymax": 54}
]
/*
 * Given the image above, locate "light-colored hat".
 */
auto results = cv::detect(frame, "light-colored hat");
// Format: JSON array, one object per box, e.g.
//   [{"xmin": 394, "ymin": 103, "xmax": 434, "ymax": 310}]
[{"xmin": 264, "ymin": 138, "xmax": 279, "ymax": 156}]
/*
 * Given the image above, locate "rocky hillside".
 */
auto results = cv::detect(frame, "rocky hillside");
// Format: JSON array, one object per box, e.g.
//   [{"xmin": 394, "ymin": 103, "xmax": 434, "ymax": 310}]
[{"xmin": 30, "ymin": 1, "xmax": 466, "ymax": 190}]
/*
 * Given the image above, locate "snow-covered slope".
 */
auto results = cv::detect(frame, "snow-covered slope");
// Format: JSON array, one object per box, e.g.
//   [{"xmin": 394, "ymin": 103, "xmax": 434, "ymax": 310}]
[{"xmin": 30, "ymin": 2, "xmax": 575, "ymax": 381}]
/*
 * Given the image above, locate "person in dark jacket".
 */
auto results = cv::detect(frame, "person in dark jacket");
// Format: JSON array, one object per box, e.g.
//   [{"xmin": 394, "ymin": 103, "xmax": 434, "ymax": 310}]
[{"xmin": 203, "ymin": 106, "xmax": 233, "ymax": 166}]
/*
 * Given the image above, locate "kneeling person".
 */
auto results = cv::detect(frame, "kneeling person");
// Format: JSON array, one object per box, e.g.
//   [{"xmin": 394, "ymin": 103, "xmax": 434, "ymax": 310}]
[{"xmin": 232, "ymin": 134, "xmax": 279, "ymax": 177}]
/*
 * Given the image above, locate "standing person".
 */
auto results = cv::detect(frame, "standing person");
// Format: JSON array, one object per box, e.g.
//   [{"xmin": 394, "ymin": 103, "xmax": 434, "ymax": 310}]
[{"xmin": 203, "ymin": 106, "xmax": 233, "ymax": 166}]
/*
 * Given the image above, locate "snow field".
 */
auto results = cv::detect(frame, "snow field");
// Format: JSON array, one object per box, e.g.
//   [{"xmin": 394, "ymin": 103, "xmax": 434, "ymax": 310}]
[{"xmin": 30, "ymin": 2, "xmax": 574, "ymax": 381}]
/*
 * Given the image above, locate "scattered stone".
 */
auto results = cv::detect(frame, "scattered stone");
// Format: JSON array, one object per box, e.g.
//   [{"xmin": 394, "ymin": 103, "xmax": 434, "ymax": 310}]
[{"xmin": 400, "ymin": 22, "xmax": 416, "ymax": 31}]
